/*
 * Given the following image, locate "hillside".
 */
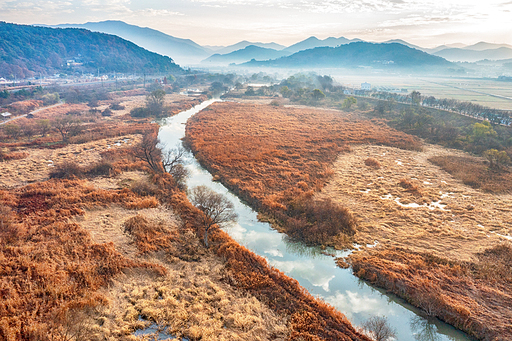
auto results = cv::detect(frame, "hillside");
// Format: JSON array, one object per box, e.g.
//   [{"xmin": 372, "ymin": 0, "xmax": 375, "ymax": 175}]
[
  {"xmin": 201, "ymin": 45, "xmax": 291, "ymax": 65},
  {"xmin": 244, "ymin": 42, "xmax": 454, "ymax": 71},
  {"xmin": 0, "ymin": 22, "xmax": 182, "ymax": 79},
  {"xmin": 52, "ymin": 20, "xmax": 210, "ymax": 65}
]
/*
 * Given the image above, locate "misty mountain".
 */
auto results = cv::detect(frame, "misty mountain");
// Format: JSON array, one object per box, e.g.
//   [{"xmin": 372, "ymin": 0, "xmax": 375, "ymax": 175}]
[
  {"xmin": 425, "ymin": 43, "xmax": 468, "ymax": 54},
  {"xmin": 434, "ymin": 47, "xmax": 512, "ymax": 62},
  {"xmin": 50, "ymin": 20, "xmax": 210, "ymax": 65},
  {"xmin": 0, "ymin": 22, "xmax": 182, "ymax": 79},
  {"xmin": 463, "ymin": 42, "xmax": 512, "ymax": 51},
  {"xmin": 381, "ymin": 39, "xmax": 424, "ymax": 51},
  {"xmin": 243, "ymin": 42, "xmax": 454, "ymax": 71},
  {"xmin": 201, "ymin": 45, "xmax": 291, "ymax": 65},
  {"xmin": 214, "ymin": 40, "xmax": 286, "ymax": 55},
  {"xmin": 283, "ymin": 36, "xmax": 361, "ymax": 54}
]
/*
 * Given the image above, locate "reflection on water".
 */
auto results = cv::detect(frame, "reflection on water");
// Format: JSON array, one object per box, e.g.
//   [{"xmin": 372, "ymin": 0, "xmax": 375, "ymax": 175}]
[
  {"xmin": 157, "ymin": 99, "xmax": 473, "ymax": 341},
  {"xmin": 410, "ymin": 315, "xmax": 443, "ymax": 341}
]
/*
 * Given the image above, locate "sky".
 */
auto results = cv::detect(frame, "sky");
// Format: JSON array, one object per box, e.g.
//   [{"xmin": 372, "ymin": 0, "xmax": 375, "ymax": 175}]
[{"xmin": 1, "ymin": 0, "xmax": 511, "ymax": 48}]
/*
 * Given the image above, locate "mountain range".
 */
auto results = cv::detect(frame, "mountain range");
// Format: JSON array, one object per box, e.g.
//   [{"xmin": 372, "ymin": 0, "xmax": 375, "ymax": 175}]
[
  {"xmin": 4, "ymin": 20, "xmax": 511, "ymax": 78},
  {"xmin": 43, "ymin": 20, "xmax": 512, "ymax": 66},
  {"xmin": 50, "ymin": 20, "xmax": 211, "ymax": 65},
  {"xmin": 242, "ymin": 42, "xmax": 454, "ymax": 71},
  {"xmin": 202, "ymin": 45, "xmax": 291, "ymax": 65}
]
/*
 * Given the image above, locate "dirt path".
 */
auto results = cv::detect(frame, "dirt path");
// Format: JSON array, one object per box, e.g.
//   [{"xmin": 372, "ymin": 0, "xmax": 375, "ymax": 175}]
[{"xmin": 319, "ymin": 143, "xmax": 512, "ymax": 262}]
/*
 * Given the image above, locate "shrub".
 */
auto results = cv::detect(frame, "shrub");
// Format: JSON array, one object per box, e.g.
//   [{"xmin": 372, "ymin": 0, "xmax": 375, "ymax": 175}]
[
  {"xmin": 87, "ymin": 160, "xmax": 114, "ymax": 177},
  {"xmin": 101, "ymin": 108, "xmax": 112, "ymax": 117},
  {"xmin": 364, "ymin": 157, "xmax": 381, "ymax": 168},
  {"xmin": 285, "ymin": 198, "xmax": 357, "ymax": 245},
  {"xmin": 130, "ymin": 107, "xmax": 149, "ymax": 118},
  {"xmin": 130, "ymin": 179, "xmax": 158, "ymax": 197},
  {"xmin": 110, "ymin": 103, "xmax": 125, "ymax": 110},
  {"xmin": 361, "ymin": 316, "xmax": 396, "ymax": 341},
  {"xmin": 399, "ymin": 178, "xmax": 421, "ymax": 195},
  {"xmin": 49, "ymin": 162, "xmax": 84, "ymax": 179}
]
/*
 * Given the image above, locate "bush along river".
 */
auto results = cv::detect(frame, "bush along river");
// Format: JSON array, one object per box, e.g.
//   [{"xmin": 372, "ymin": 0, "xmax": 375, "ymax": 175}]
[{"xmin": 157, "ymin": 99, "xmax": 473, "ymax": 341}]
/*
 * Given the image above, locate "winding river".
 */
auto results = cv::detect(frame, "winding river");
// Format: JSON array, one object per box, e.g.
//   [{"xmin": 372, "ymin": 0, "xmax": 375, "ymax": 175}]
[{"xmin": 157, "ymin": 99, "xmax": 473, "ymax": 341}]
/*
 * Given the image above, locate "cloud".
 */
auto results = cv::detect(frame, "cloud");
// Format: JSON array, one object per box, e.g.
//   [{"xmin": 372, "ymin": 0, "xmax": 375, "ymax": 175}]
[{"xmin": 136, "ymin": 8, "xmax": 184, "ymax": 17}]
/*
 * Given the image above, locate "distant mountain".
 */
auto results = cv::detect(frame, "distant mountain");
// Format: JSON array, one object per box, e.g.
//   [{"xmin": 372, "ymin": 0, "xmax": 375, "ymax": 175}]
[
  {"xmin": 463, "ymin": 42, "xmax": 512, "ymax": 51},
  {"xmin": 283, "ymin": 36, "xmax": 361, "ymax": 54},
  {"xmin": 382, "ymin": 39, "xmax": 423, "ymax": 51},
  {"xmin": 201, "ymin": 45, "xmax": 291, "ymax": 65},
  {"xmin": 214, "ymin": 40, "xmax": 286, "ymax": 55},
  {"xmin": 243, "ymin": 42, "xmax": 454, "ymax": 71},
  {"xmin": 50, "ymin": 20, "xmax": 210, "ymax": 65},
  {"xmin": 434, "ymin": 47, "xmax": 512, "ymax": 62},
  {"xmin": 0, "ymin": 22, "xmax": 182, "ymax": 79},
  {"xmin": 426, "ymin": 43, "xmax": 468, "ymax": 54}
]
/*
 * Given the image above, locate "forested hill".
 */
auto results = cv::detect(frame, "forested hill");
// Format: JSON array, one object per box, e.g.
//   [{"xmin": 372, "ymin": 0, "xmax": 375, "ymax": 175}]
[
  {"xmin": 0, "ymin": 22, "xmax": 183, "ymax": 79},
  {"xmin": 244, "ymin": 41, "xmax": 455, "ymax": 71}
]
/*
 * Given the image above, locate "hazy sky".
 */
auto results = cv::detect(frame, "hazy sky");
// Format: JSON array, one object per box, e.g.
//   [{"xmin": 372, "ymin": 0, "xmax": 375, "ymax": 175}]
[{"xmin": 1, "ymin": 0, "xmax": 511, "ymax": 47}]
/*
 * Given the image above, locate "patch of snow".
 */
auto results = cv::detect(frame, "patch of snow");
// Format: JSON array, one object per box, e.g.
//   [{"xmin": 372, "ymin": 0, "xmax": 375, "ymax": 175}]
[{"xmin": 496, "ymin": 233, "xmax": 512, "ymax": 241}]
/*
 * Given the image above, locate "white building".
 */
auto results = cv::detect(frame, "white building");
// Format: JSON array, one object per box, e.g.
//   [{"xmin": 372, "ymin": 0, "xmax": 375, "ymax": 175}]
[{"xmin": 361, "ymin": 82, "xmax": 371, "ymax": 90}]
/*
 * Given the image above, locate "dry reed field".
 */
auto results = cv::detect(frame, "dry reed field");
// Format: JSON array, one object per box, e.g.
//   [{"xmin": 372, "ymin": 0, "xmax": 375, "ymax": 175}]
[
  {"xmin": 1, "ymin": 94, "xmax": 372, "ymax": 341},
  {"xmin": 185, "ymin": 100, "xmax": 512, "ymax": 340},
  {"xmin": 319, "ymin": 144, "xmax": 512, "ymax": 339},
  {"xmin": 186, "ymin": 102, "xmax": 421, "ymax": 246}
]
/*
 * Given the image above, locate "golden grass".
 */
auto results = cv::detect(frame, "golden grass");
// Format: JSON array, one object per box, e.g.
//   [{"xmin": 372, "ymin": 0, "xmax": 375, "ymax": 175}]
[
  {"xmin": 1, "ymin": 95, "xmax": 372, "ymax": 341},
  {"xmin": 429, "ymin": 155, "xmax": 512, "ymax": 194},
  {"xmin": 0, "ymin": 178, "xmax": 165, "ymax": 340},
  {"xmin": 185, "ymin": 102, "xmax": 421, "ymax": 247},
  {"xmin": 319, "ymin": 144, "xmax": 512, "ymax": 261},
  {"xmin": 73, "ymin": 202, "xmax": 291, "ymax": 341},
  {"xmin": 0, "ymin": 134, "xmax": 142, "ymax": 189},
  {"xmin": 319, "ymin": 143, "xmax": 512, "ymax": 340},
  {"xmin": 349, "ymin": 245, "xmax": 512, "ymax": 341}
]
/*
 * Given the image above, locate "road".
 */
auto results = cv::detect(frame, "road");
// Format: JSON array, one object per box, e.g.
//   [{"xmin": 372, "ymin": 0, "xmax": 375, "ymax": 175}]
[{"xmin": 0, "ymin": 102, "xmax": 64, "ymax": 126}]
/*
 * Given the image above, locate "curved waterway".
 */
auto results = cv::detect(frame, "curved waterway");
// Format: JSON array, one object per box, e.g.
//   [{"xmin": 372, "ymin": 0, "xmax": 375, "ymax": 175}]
[{"xmin": 158, "ymin": 99, "xmax": 473, "ymax": 341}]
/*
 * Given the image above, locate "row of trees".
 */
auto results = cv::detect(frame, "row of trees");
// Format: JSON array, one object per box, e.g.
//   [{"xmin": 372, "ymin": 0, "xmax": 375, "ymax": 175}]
[
  {"xmin": 371, "ymin": 90, "xmax": 512, "ymax": 126},
  {"xmin": 1, "ymin": 116, "xmax": 82, "ymax": 142}
]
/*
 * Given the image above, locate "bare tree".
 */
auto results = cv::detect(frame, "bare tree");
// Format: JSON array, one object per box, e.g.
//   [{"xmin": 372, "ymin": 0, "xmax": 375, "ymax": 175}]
[
  {"xmin": 146, "ymin": 89, "xmax": 166, "ymax": 116},
  {"xmin": 135, "ymin": 135, "xmax": 189, "ymax": 189},
  {"xmin": 189, "ymin": 186, "xmax": 238, "ymax": 248},
  {"xmin": 361, "ymin": 316, "xmax": 397, "ymax": 341},
  {"xmin": 163, "ymin": 145, "xmax": 189, "ymax": 189},
  {"xmin": 52, "ymin": 117, "xmax": 82, "ymax": 142},
  {"xmin": 134, "ymin": 133, "xmax": 164, "ymax": 173}
]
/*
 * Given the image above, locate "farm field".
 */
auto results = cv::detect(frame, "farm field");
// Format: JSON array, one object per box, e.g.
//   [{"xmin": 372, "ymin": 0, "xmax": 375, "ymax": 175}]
[
  {"xmin": 186, "ymin": 100, "xmax": 512, "ymax": 340},
  {"xmin": 331, "ymin": 73, "xmax": 512, "ymax": 110}
]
